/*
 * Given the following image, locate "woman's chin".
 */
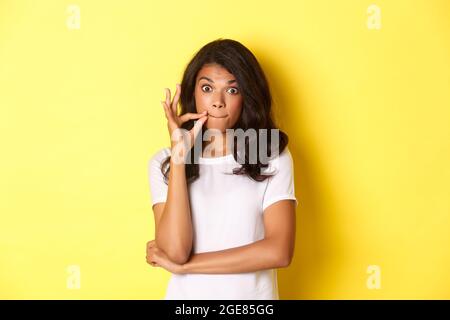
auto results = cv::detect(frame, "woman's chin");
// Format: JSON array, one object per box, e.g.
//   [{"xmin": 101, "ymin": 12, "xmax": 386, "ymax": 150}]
[{"xmin": 205, "ymin": 121, "xmax": 227, "ymax": 132}]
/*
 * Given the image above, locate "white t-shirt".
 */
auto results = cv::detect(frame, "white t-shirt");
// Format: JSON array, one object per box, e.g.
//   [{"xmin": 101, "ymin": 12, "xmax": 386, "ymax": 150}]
[{"xmin": 148, "ymin": 146, "xmax": 298, "ymax": 300}]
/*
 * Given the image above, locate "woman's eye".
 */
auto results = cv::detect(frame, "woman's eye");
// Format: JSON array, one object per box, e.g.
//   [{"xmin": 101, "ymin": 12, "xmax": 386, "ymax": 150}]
[
  {"xmin": 228, "ymin": 87, "xmax": 239, "ymax": 94},
  {"xmin": 201, "ymin": 85, "xmax": 212, "ymax": 92},
  {"xmin": 201, "ymin": 85, "xmax": 239, "ymax": 94}
]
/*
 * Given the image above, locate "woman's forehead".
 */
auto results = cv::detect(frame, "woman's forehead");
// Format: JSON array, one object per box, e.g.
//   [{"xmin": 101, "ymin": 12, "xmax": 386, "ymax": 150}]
[{"xmin": 197, "ymin": 64, "xmax": 235, "ymax": 80}]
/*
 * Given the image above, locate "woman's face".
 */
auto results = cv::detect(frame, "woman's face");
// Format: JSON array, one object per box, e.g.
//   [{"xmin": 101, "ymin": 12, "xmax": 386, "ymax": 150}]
[{"xmin": 194, "ymin": 63, "xmax": 243, "ymax": 133}]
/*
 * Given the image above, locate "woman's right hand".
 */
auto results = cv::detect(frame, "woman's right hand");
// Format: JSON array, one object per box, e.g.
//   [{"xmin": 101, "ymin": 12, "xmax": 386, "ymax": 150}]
[{"xmin": 161, "ymin": 84, "xmax": 208, "ymax": 163}]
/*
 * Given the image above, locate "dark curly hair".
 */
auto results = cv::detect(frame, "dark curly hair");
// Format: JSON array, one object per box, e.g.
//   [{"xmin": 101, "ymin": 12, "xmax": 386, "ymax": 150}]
[{"xmin": 160, "ymin": 38, "xmax": 289, "ymax": 184}]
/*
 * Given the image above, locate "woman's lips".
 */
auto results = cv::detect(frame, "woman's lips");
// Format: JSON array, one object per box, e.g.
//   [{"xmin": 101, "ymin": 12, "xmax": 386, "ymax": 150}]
[{"xmin": 208, "ymin": 114, "xmax": 227, "ymax": 118}]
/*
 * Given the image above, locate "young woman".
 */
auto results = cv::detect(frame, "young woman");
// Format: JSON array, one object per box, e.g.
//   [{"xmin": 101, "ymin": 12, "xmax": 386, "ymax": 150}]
[{"xmin": 146, "ymin": 38, "xmax": 298, "ymax": 300}]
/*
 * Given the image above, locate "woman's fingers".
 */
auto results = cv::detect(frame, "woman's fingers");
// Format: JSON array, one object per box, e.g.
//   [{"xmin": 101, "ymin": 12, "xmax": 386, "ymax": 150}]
[
  {"xmin": 162, "ymin": 85, "xmax": 207, "ymax": 145},
  {"xmin": 162, "ymin": 86, "xmax": 180, "ymax": 126},
  {"xmin": 161, "ymin": 101, "xmax": 176, "ymax": 125},
  {"xmin": 178, "ymin": 111, "xmax": 207, "ymax": 124},
  {"xmin": 147, "ymin": 246, "xmax": 157, "ymax": 264},
  {"xmin": 146, "ymin": 253, "xmax": 159, "ymax": 267},
  {"xmin": 171, "ymin": 84, "xmax": 181, "ymax": 115},
  {"xmin": 165, "ymin": 88, "xmax": 171, "ymax": 108},
  {"xmin": 147, "ymin": 240, "xmax": 156, "ymax": 249},
  {"xmin": 164, "ymin": 85, "xmax": 181, "ymax": 117},
  {"xmin": 190, "ymin": 116, "xmax": 208, "ymax": 142}
]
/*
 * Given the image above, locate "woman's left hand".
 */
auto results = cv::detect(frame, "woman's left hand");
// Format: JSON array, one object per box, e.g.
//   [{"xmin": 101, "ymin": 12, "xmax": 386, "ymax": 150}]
[{"xmin": 146, "ymin": 240, "xmax": 185, "ymax": 274}]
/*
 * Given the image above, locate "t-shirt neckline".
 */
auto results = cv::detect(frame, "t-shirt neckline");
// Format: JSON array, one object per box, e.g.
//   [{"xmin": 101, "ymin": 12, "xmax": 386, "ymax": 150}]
[{"xmin": 198, "ymin": 153, "xmax": 234, "ymax": 164}]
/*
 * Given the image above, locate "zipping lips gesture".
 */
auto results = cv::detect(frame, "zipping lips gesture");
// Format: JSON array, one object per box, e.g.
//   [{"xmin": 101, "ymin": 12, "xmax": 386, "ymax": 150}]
[{"xmin": 160, "ymin": 84, "xmax": 208, "ymax": 163}]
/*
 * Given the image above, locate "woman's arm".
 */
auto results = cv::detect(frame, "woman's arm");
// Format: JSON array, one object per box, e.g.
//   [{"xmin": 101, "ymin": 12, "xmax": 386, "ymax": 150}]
[
  {"xmin": 153, "ymin": 85, "xmax": 207, "ymax": 265},
  {"xmin": 182, "ymin": 238, "xmax": 287, "ymax": 274},
  {"xmin": 154, "ymin": 155, "xmax": 193, "ymax": 265},
  {"xmin": 181, "ymin": 200, "xmax": 296, "ymax": 274}
]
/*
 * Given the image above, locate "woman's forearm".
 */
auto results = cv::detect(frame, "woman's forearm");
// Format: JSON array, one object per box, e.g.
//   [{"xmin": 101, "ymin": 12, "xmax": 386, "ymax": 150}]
[
  {"xmin": 181, "ymin": 238, "xmax": 289, "ymax": 274},
  {"xmin": 156, "ymin": 157, "xmax": 193, "ymax": 264}
]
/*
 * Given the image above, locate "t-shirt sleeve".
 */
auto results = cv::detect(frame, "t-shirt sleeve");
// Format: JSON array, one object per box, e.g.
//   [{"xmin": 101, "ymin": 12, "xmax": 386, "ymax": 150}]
[
  {"xmin": 148, "ymin": 147, "xmax": 170, "ymax": 207},
  {"xmin": 262, "ymin": 147, "xmax": 299, "ymax": 212}
]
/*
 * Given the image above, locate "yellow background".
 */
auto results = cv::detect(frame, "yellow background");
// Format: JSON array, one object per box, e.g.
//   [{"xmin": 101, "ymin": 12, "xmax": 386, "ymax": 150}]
[{"xmin": 1, "ymin": 0, "xmax": 449, "ymax": 299}]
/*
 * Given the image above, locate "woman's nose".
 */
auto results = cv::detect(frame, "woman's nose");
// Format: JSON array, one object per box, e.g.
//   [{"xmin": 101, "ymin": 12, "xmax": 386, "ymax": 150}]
[
  {"xmin": 212, "ymin": 98, "xmax": 225, "ymax": 108},
  {"xmin": 211, "ymin": 92, "xmax": 225, "ymax": 108},
  {"xmin": 212, "ymin": 102, "xmax": 224, "ymax": 109}
]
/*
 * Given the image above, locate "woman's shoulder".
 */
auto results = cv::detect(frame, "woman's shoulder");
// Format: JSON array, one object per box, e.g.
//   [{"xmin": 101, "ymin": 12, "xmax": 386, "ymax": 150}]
[
  {"xmin": 267, "ymin": 146, "xmax": 293, "ymax": 164},
  {"xmin": 149, "ymin": 146, "xmax": 171, "ymax": 165},
  {"xmin": 262, "ymin": 146, "xmax": 293, "ymax": 175}
]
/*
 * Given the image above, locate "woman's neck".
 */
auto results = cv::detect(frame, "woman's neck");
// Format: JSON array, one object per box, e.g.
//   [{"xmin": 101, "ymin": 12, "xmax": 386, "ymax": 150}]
[{"xmin": 202, "ymin": 133, "xmax": 232, "ymax": 158}]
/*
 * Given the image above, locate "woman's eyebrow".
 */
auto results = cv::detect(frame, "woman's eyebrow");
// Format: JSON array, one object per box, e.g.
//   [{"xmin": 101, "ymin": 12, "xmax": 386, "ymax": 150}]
[{"xmin": 198, "ymin": 76, "xmax": 237, "ymax": 84}]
